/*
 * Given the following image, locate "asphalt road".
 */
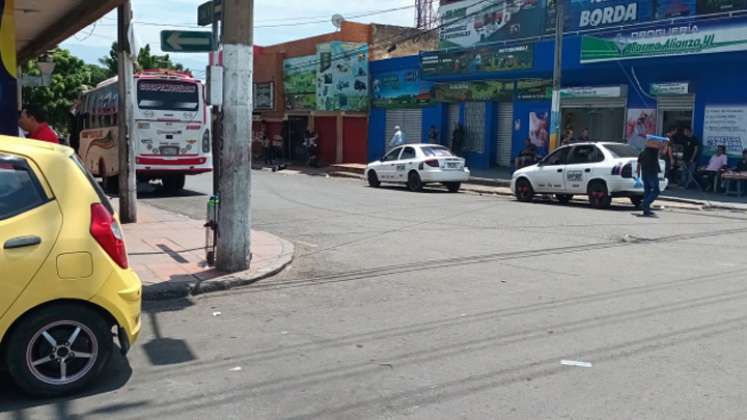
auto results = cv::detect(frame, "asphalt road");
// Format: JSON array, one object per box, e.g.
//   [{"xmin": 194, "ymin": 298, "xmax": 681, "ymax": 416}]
[{"xmin": 3, "ymin": 171, "xmax": 747, "ymax": 419}]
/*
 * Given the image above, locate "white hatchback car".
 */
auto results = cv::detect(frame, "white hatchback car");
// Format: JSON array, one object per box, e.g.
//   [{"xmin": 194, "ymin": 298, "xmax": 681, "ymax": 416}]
[
  {"xmin": 511, "ymin": 142, "xmax": 668, "ymax": 209},
  {"xmin": 366, "ymin": 144, "xmax": 470, "ymax": 192}
]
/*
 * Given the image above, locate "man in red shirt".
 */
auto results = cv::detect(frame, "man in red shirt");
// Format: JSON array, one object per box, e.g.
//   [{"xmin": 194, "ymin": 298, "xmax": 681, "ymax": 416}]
[{"xmin": 18, "ymin": 106, "xmax": 59, "ymax": 144}]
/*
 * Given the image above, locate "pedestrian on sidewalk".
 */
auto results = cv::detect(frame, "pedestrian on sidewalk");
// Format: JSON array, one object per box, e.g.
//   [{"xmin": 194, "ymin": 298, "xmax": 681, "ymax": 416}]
[
  {"xmin": 427, "ymin": 125, "xmax": 439, "ymax": 144},
  {"xmin": 261, "ymin": 131, "xmax": 271, "ymax": 165},
  {"xmin": 637, "ymin": 136, "xmax": 666, "ymax": 217},
  {"xmin": 18, "ymin": 105, "xmax": 59, "ymax": 144},
  {"xmin": 390, "ymin": 126, "xmax": 405, "ymax": 150},
  {"xmin": 451, "ymin": 124, "xmax": 464, "ymax": 156},
  {"xmin": 677, "ymin": 127, "xmax": 700, "ymax": 188},
  {"xmin": 305, "ymin": 129, "xmax": 320, "ymax": 167}
]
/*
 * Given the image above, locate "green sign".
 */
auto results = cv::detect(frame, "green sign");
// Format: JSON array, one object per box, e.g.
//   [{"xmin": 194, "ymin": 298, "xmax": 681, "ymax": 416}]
[
  {"xmin": 516, "ymin": 79, "xmax": 552, "ymax": 100},
  {"xmin": 650, "ymin": 82, "xmax": 689, "ymax": 96},
  {"xmin": 421, "ymin": 43, "xmax": 534, "ymax": 77},
  {"xmin": 581, "ymin": 22, "xmax": 747, "ymax": 63},
  {"xmin": 161, "ymin": 30, "xmax": 213, "ymax": 53},
  {"xmin": 435, "ymin": 80, "xmax": 514, "ymax": 102}
]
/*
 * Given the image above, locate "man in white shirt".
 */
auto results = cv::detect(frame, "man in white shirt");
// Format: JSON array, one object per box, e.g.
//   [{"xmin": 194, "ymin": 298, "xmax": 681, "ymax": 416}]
[
  {"xmin": 390, "ymin": 126, "xmax": 405, "ymax": 150},
  {"xmin": 702, "ymin": 145, "xmax": 729, "ymax": 192}
]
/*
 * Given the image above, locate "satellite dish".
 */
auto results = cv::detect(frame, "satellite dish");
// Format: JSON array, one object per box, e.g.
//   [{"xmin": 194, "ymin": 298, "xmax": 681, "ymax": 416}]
[{"xmin": 331, "ymin": 14, "xmax": 345, "ymax": 29}]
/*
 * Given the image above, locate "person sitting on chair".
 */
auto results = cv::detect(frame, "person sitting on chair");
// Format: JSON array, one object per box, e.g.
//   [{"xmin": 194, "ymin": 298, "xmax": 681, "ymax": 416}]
[
  {"xmin": 515, "ymin": 138, "xmax": 539, "ymax": 169},
  {"xmin": 701, "ymin": 145, "xmax": 729, "ymax": 192}
]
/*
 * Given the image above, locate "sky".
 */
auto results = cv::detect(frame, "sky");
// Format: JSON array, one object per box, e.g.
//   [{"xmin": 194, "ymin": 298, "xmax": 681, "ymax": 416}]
[{"xmin": 61, "ymin": 0, "xmax": 419, "ymax": 78}]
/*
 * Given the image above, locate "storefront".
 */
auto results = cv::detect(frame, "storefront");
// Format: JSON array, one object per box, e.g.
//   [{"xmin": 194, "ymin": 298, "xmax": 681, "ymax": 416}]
[{"xmin": 368, "ymin": 6, "xmax": 747, "ymax": 169}]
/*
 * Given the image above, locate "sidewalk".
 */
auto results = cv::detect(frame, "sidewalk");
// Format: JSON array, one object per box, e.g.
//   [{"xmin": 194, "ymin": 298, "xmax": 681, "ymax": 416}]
[
  {"xmin": 302, "ymin": 162, "xmax": 746, "ymax": 211},
  {"xmin": 122, "ymin": 203, "xmax": 294, "ymax": 300}
]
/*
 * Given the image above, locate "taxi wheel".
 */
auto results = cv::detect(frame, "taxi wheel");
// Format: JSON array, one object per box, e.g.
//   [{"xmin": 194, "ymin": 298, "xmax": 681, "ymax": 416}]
[
  {"xmin": 556, "ymin": 194, "xmax": 573, "ymax": 204},
  {"xmin": 515, "ymin": 178, "xmax": 534, "ymax": 202},
  {"xmin": 444, "ymin": 182, "xmax": 461, "ymax": 193},
  {"xmin": 5, "ymin": 304, "xmax": 113, "ymax": 397},
  {"xmin": 367, "ymin": 170, "xmax": 380, "ymax": 188},
  {"xmin": 588, "ymin": 181, "xmax": 612, "ymax": 209},
  {"xmin": 407, "ymin": 171, "xmax": 423, "ymax": 192}
]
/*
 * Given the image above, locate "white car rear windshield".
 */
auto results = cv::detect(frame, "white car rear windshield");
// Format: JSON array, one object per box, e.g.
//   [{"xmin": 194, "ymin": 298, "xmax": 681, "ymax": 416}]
[
  {"xmin": 604, "ymin": 144, "xmax": 639, "ymax": 158},
  {"xmin": 422, "ymin": 147, "xmax": 453, "ymax": 157}
]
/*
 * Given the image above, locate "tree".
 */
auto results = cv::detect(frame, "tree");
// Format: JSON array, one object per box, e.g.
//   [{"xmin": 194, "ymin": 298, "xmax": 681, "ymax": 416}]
[
  {"xmin": 100, "ymin": 42, "xmax": 184, "ymax": 78},
  {"xmin": 22, "ymin": 48, "xmax": 108, "ymax": 134}
]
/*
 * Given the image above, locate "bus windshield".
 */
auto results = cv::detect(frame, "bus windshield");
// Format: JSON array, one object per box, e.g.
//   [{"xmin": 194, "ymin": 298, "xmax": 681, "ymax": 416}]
[{"xmin": 137, "ymin": 80, "xmax": 199, "ymax": 111}]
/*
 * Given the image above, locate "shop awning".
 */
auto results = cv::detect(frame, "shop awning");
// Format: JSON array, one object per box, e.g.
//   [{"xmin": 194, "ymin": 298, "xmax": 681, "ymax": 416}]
[{"xmin": 16, "ymin": 0, "xmax": 124, "ymax": 62}]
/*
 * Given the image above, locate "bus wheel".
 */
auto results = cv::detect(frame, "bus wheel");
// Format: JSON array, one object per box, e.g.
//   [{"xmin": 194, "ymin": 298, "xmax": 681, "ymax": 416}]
[
  {"xmin": 102, "ymin": 175, "xmax": 119, "ymax": 194},
  {"xmin": 163, "ymin": 175, "xmax": 186, "ymax": 193}
]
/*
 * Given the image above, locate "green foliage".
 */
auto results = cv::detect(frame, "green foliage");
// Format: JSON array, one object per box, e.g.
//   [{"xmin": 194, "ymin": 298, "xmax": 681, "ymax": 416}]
[
  {"xmin": 100, "ymin": 42, "xmax": 184, "ymax": 77},
  {"xmin": 22, "ymin": 48, "xmax": 108, "ymax": 134}
]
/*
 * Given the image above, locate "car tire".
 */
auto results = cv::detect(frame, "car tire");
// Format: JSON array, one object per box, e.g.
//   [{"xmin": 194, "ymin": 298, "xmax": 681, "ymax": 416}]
[
  {"xmin": 556, "ymin": 194, "xmax": 573, "ymax": 204},
  {"xmin": 5, "ymin": 303, "xmax": 114, "ymax": 397},
  {"xmin": 588, "ymin": 181, "xmax": 612, "ymax": 209},
  {"xmin": 630, "ymin": 196, "xmax": 643, "ymax": 208},
  {"xmin": 407, "ymin": 171, "xmax": 423, "ymax": 192},
  {"xmin": 367, "ymin": 170, "xmax": 380, "ymax": 188},
  {"xmin": 444, "ymin": 182, "xmax": 461, "ymax": 193},
  {"xmin": 163, "ymin": 175, "xmax": 186, "ymax": 193},
  {"xmin": 515, "ymin": 178, "xmax": 534, "ymax": 202}
]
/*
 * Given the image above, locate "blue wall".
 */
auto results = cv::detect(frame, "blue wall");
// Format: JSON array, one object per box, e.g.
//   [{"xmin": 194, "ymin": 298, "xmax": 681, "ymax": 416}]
[{"xmin": 369, "ymin": 15, "xmax": 747, "ymax": 167}]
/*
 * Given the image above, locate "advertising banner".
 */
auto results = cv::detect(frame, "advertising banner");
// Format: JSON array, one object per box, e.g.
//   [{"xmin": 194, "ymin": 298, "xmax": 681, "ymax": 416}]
[
  {"xmin": 420, "ymin": 43, "xmax": 533, "ymax": 77},
  {"xmin": 626, "ymin": 108, "xmax": 657, "ymax": 150},
  {"xmin": 372, "ymin": 69, "xmax": 434, "ymax": 109},
  {"xmin": 434, "ymin": 80, "xmax": 514, "ymax": 102},
  {"xmin": 696, "ymin": 0, "xmax": 747, "ymax": 14},
  {"xmin": 545, "ymin": 0, "xmax": 654, "ymax": 33},
  {"xmin": 438, "ymin": 0, "xmax": 547, "ymax": 49},
  {"xmin": 515, "ymin": 79, "xmax": 552, "ymax": 100},
  {"xmin": 655, "ymin": 0, "xmax": 696, "ymax": 18},
  {"xmin": 703, "ymin": 106, "xmax": 747, "ymax": 158},
  {"xmin": 283, "ymin": 55, "xmax": 316, "ymax": 111},
  {"xmin": 254, "ymin": 82, "xmax": 273, "ymax": 110},
  {"xmin": 0, "ymin": 0, "xmax": 16, "ymax": 136},
  {"xmin": 581, "ymin": 21, "xmax": 747, "ymax": 63},
  {"xmin": 316, "ymin": 42, "xmax": 369, "ymax": 112}
]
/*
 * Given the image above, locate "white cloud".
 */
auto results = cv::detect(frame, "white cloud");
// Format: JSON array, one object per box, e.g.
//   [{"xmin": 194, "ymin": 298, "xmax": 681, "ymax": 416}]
[{"xmin": 61, "ymin": 0, "xmax": 416, "ymax": 73}]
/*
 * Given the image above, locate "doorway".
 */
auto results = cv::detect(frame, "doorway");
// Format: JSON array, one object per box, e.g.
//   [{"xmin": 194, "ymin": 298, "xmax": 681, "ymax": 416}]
[
  {"xmin": 562, "ymin": 107, "xmax": 625, "ymax": 142},
  {"xmin": 284, "ymin": 116, "xmax": 308, "ymax": 163}
]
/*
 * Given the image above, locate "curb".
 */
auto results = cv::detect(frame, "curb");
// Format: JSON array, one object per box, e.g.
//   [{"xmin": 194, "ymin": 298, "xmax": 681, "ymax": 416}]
[
  {"xmin": 141, "ymin": 235, "xmax": 295, "ymax": 301},
  {"xmin": 305, "ymin": 168, "xmax": 746, "ymax": 212}
]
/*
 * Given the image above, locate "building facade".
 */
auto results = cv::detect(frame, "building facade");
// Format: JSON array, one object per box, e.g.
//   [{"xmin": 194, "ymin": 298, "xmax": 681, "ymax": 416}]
[
  {"xmin": 368, "ymin": 0, "xmax": 747, "ymax": 170},
  {"xmin": 252, "ymin": 21, "xmax": 436, "ymax": 165}
]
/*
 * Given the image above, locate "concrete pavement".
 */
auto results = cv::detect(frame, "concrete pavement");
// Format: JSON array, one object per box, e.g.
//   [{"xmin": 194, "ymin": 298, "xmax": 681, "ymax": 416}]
[
  {"xmin": 3, "ymin": 171, "xmax": 747, "ymax": 419},
  {"xmin": 123, "ymin": 202, "xmax": 295, "ymax": 300}
]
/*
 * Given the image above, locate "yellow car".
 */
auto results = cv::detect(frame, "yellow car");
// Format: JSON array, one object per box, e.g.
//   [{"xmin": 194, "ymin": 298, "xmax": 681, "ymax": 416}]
[{"xmin": 0, "ymin": 137, "xmax": 141, "ymax": 397}]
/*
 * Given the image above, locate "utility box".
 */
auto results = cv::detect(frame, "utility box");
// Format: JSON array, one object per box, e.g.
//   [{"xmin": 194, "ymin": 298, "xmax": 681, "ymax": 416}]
[{"xmin": 207, "ymin": 65, "xmax": 224, "ymax": 107}]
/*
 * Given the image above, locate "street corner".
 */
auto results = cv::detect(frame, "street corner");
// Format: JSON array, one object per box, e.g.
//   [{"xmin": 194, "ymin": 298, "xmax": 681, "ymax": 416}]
[{"xmin": 122, "ymin": 206, "xmax": 294, "ymax": 300}]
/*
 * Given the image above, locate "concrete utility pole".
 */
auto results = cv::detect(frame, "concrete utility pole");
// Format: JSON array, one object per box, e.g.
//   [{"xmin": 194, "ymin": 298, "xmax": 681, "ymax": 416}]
[
  {"xmin": 118, "ymin": 0, "xmax": 137, "ymax": 223},
  {"xmin": 549, "ymin": 0, "xmax": 565, "ymax": 151},
  {"xmin": 216, "ymin": 0, "xmax": 253, "ymax": 271}
]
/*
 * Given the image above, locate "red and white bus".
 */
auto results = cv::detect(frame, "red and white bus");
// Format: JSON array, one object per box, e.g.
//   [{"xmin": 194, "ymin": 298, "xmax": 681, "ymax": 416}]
[{"xmin": 76, "ymin": 69, "xmax": 212, "ymax": 192}]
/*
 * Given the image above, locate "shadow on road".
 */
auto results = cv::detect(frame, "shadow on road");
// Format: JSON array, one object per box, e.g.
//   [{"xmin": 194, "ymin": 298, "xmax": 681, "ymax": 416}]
[{"xmin": 0, "ymin": 352, "xmax": 135, "ymax": 416}]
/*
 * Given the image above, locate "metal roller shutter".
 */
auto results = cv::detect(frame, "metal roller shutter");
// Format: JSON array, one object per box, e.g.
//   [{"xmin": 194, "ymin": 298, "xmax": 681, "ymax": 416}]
[
  {"xmin": 464, "ymin": 102, "xmax": 486, "ymax": 153},
  {"xmin": 386, "ymin": 109, "xmax": 422, "ymax": 145},
  {"xmin": 496, "ymin": 102, "xmax": 513, "ymax": 167},
  {"xmin": 657, "ymin": 95, "xmax": 695, "ymax": 110}
]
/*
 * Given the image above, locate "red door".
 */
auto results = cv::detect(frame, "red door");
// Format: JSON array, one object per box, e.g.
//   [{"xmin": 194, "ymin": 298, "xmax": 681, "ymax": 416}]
[
  {"xmin": 342, "ymin": 117, "xmax": 368, "ymax": 164},
  {"xmin": 314, "ymin": 116, "xmax": 337, "ymax": 165}
]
